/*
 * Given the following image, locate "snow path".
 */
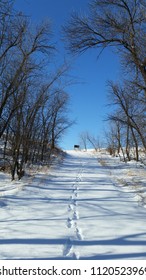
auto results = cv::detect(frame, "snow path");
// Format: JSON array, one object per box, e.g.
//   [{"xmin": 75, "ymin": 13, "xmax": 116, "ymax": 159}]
[{"xmin": 0, "ymin": 150, "xmax": 146, "ymax": 259}]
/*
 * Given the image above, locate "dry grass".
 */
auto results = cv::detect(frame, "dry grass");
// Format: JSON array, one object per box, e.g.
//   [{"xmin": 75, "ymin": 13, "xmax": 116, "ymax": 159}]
[
  {"xmin": 127, "ymin": 170, "xmax": 146, "ymax": 177},
  {"xmin": 126, "ymin": 171, "xmax": 135, "ymax": 176},
  {"xmin": 99, "ymin": 159, "xmax": 107, "ymax": 166}
]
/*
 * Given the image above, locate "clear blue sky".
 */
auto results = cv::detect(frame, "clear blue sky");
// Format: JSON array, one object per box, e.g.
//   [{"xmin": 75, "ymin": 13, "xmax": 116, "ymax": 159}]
[{"xmin": 14, "ymin": 0, "xmax": 121, "ymax": 150}]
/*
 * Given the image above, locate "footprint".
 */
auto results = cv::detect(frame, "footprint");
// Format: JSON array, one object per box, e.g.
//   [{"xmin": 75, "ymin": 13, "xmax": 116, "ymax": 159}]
[
  {"xmin": 71, "ymin": 199, "xmax": 77, "ymax": 206},
  {"xmin": 68, "ymin": 204, "xmax": 73, "ymax": 212},
  {"xmin": 76, "ymin": 177, "xmax": 81, "ymax": 182},
  {"xmin": 75, "ymin": 228, "xmax": 83, "ymax": 240},
  {"xmin": 73, "ymin": 211, "xmax": 79, "ymax": 220},
  {"xmin": 67, "ymin": 217, "xmax": 73, "ymax": 228},
  {"xmin": 0, "ymin": 200, "xmax": 7, "ymax": 207},
  {"xmin": 70, "ymin": 252, "xmax": 80, "ymax": 260},
  {"xmin": 73, "ymin": 189, "xmax": 78, "ymax": 197},
  {"xmin": 63, "ymin": 238, "xmax": 73, "ymax": 257}
]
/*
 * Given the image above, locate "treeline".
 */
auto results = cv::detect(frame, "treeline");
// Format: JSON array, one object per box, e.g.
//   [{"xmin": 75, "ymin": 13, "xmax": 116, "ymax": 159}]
[
  {"xmin": 63, "ymin": 0, "xmax": 146, "ymax": 161},
  {"xmin": 0, "ymin": 0, "xmax": 72, "ymax": 179}
]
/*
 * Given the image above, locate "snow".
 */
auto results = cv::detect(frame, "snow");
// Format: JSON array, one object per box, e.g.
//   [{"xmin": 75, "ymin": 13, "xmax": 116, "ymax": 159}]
[{"xmin": 0, "ymin": 150, "xmax": 146, "ymax": 260}]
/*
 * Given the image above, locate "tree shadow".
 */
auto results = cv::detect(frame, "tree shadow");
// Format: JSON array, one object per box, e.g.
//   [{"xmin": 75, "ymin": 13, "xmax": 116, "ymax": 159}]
[{"xmin": 1, "ymin": 232, "xmax": 146, "ymax": 259}]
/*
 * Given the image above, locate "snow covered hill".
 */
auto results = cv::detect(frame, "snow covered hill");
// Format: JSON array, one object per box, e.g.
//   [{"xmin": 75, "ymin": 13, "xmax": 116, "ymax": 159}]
[{"xmin": 0, "ymin": 150, "xmax": 146, "ymax": 259}]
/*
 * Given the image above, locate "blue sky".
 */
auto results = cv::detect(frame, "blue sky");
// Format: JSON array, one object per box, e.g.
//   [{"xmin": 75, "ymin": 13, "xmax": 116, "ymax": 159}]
[{"xmin": 14, "ymin": 0, "xmax": 120, "ymax": 150}]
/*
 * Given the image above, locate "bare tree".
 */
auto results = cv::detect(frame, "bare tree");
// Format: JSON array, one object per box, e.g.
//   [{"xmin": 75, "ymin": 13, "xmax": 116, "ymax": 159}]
[
  {"xmin": 107, "ymin": 81, "xmax": 146, "ymax": 160},
  {"xmin": 63, "ymin": 0, "xmax": 146, "ymax": 162},
  {"xmin": 86, "ymin": 132, "xmax": 101, "ymax": 151},
  {"xmin": 0, "ymin": 2, "xmax": 73, "ymax": 179},
  {"xmin": 79, "ymin": 132, "xmax": 88, "ymax": 150},
  {"xmin": 48, "ymin": 89, "xmax": 73, "ymax": 151},
  {"xmin": 79, "ymin": 131, "xmax": 101, "ymax": 151},
  {"xmin": 108, "ymin": 82, "xmax": 146, "ymax": 148},
  {"xmin": 105, "ymin": 124, "xmax": 118, "ymax": 156},
  {"xmin": 64, "ymin": 0, "xmax": 146, "ymax": 86},
  {"xmin": 0, "ymin": 1, "xmax": 54, "ymax": 138}
]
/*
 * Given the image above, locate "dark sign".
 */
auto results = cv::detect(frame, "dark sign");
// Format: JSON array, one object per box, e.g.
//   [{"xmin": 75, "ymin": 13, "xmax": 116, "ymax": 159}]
[{"xmin": 74, "ymin": 145, "xmax": 80, "ymax": 149}]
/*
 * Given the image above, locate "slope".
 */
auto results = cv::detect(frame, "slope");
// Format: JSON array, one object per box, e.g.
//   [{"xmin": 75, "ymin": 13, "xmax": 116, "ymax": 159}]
[{"xmin": 0, "ymin": 150, "xmax": 146, "ymax": 259}]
